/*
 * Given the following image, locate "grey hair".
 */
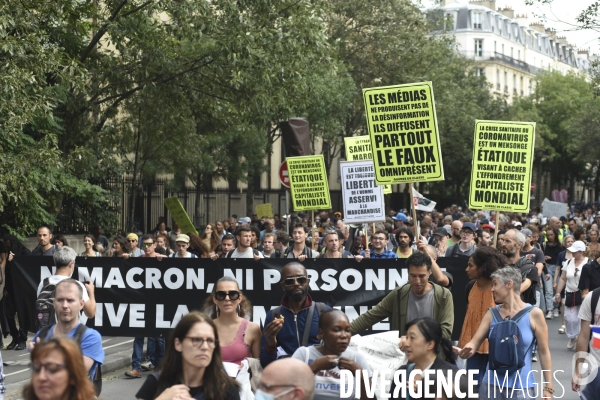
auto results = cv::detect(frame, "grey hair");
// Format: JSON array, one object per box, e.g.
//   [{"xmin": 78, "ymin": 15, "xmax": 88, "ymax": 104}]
[
  {"xmin": 510, "ymin": 229, "xmax": 526, "ymax": 248},
  {"xmin": 323, "ymin": 230, "xmax": 339, "ymax": 240},
  {"xmin": 491, "ymin": 266, "xmax": 522, "ymax": 293},
  {"xmin": 53, "ymin": 246, "xmax": 77, "ymax": 268}
]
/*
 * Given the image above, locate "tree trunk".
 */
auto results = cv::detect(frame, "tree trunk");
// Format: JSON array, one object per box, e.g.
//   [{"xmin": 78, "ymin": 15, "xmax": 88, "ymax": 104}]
[{"xmin": 246, "ymin": 170, "xmax": 256, "ymax": 217}]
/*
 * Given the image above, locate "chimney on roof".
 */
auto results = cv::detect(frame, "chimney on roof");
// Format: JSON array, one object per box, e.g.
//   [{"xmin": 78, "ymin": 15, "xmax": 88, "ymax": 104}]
[
  {"xmin": 497, "ymin": 6, "xmax": 514, "ymax": 19},
  {"xmin": 529, "ymin": 21, "xmax": 545, "ymax": 33},
  {"xmin": 469, "ymin": 0, "xmax": 496, "ymax": 11},
  {"xmin": 557, "ymin": 36, "xmax": 568, "ymax": 46}
]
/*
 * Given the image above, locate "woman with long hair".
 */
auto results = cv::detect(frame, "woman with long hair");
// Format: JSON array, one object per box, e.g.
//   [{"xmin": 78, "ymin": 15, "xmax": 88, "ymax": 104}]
[
  {"xmin": 349, "ymin": 237, "xmax": 365, "ymax": 256},
  {"xmin": 111, "ymin": 235, "xmax": 131, "ymax": 258},
  {"xmin": 390, "ymin": 317, "xmax": 467, "ymax": 399},
  {"xmin": 188, "ymin": 232, "xmax": 210, "ymax": 258},
  {"xmin": 292, "ymin": 309, "xmax": 372, "ymax": 400},
  {"xmin": 459, "ymin": 247, "xmax": 507, "ymax": 385},
  {"xmin": 201, "ymin": 224, "xmax": 220, "ymax": 253},
  {"xmin": 136, "ymin": 311, "xmax": 240, "ymax": 400},
  {"xmin": 156, "ymin": 233, "xmax": 174, "ymax": 256},
  {"xmin": 53, "ymin": 235, "xmax": 69, "ymax": 248},
  {"xmin": 309, "ymin": 230, "xmax": 323, "ymax": 253},
  {"xmin": 22, "ymin": 338, "xmax": 96, "ymax": 400},
  {"xmin": 201, "ymin": 277, "xmax": 261, "ymax": 364},
  {"xmin": 79, "ymin": 235, "xmax": 101, "ymax": 257}
]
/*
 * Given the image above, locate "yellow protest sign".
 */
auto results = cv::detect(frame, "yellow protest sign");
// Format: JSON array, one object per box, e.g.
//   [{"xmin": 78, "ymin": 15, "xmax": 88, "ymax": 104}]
[
  {"xmin": 362, "ymin": 82, "xmax": 444, "ymax": 185},
  {"xmin": 287, "ymin": 155, "xmax": 331, "ymax": 211},
  {"xmin": 469, "ymin": 120, "xmax": 536, "ymax": 213},
  {"xmin": 344, "ymin": 136, "xmax": 392, "ymax": 194},
  {"xmin": 255, "ymin": 203, "xmax": 274, "ymax": 218},
  {"xmin": 164, "ymin": 197, "xmax": 198, "ymax": 235}
]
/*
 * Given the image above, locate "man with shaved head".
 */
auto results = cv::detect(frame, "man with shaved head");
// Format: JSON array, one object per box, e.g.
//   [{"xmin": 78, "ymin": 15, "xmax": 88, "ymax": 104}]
[
  {"xmin": 259, "ymin": 262, "xmax": 330, "ymax": 367},
  {"xmin": 258, "ymin": 358, "xmax": 315, "ymax": 400},
  {"xmin": 447, "ymin": 220, "xmax": 463, "ymax": 247}
]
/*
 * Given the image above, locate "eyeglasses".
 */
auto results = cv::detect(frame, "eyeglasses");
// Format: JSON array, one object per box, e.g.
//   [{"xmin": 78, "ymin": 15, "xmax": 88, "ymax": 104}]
[
  {"xmin": 215, "ymin": 291, "xmax": 240, "ymax": 301},
  {"xmin": 575, "ymin": 268, "xmax": 579, "ymax": 276},
  {"xmin": 282, "ymin": 276, "xmax": 308, "ymax": 286},
  {"xmin": 31, "ymin": 362, "xmax": 68, "ymax": 375},
  {"xmin": 185, "ymin": 337, "xmax": 217, "ymax": 348},
  {"xmin": 461, "ymin": 231, "xmax": 474, "ymax": 236},
  {"xmin": 142, "ymin": 242, "xmax": 154, "ymax": 247},
  {"xmin": 257, "ymin": 383, "xmax": 296, "ymax": 394}
]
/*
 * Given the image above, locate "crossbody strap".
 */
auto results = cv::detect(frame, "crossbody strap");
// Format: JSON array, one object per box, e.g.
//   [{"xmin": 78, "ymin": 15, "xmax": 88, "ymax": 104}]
[{"xmin": 301, "ymin": 303, "xmax": 316, "ymax": 347}]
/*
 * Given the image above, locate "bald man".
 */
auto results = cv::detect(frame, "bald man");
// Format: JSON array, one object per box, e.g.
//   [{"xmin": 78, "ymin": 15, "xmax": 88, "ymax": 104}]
[{"xmin": 258, "ymin": 358, "xmax": 315, "ymax": 400}]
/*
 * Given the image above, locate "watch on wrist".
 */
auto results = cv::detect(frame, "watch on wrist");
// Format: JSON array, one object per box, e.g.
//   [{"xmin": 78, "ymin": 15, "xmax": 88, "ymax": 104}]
[{"xmin": 543, "ymin": 386, "xmax": 555, "ymax": 394}]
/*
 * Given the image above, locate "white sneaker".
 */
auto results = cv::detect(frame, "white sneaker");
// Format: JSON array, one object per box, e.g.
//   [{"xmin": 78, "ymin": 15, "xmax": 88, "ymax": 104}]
[
  {"xmin": 532, "ymin": 354, "xmax": 537, "ymax": 362},
  {"xmin": 553, "ymin": 309, "xmax": 559, "ymax": 317},
  {"xmin": 567, "ymin": 338, "xmax": 577, "ymax": 350},
  {"xmin": 141, "ymin": 361, "xmax": 154, "ymax": 371},
  {"xmin": 546, "ymin": 310, "xmax": 553, "ymax": 319}
]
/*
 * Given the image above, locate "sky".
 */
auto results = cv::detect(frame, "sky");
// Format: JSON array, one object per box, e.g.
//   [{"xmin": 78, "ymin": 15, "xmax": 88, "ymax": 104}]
[{"xmin": 424, "ymin": 0, "xmax": 600, "ymax": 55}]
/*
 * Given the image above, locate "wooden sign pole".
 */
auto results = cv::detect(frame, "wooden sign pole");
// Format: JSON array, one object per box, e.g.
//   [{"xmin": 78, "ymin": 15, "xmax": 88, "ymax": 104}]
[
  {"xmin": 408, "ymin": 183, "xmax": 419, "ymax": 240},
  {"xmin": 492, "ymin": 211, "xmax": 499, "ymax": 248}
]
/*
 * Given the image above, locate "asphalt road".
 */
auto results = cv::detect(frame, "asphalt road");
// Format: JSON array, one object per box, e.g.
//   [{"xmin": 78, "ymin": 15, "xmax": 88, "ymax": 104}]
[{"xmin": 2, "ymin": 316, "xmax": 585, "ymax": 399}]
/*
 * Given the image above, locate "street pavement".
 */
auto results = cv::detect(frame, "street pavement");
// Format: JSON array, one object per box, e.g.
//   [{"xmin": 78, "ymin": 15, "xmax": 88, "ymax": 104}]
[{"xmin": 2, "ymin": 316, "xmax": 585, "ymax": 399}]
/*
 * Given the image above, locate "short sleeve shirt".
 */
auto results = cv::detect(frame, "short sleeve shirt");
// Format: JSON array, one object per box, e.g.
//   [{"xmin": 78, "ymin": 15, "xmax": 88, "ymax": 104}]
[
  {"xmin": 579, "ymin": 293, "xmax": 600, "ymax": 364},
  {"xmin": 230, "ymin": 248, "xmax": 264, "ymax": 258},
  {"xmin": 406, "ymin": 287, "xmax": 435, "ymax": 323}
]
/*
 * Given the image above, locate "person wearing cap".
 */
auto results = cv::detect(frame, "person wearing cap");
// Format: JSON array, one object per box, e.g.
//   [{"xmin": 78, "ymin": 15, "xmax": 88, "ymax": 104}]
[
  {"xmin": 521, "ymin": 228, "xmax": 553, "ymax": 321},
  {"xmin": 168, "ymin": 234, "xmax": 198, "ymax": 258},
  {"xmin": 555, "ymin": 240, "xmax": 589, "ymax": 349},
  {"xmin": 432, "ymin": 227, "xmax": 450, "ymax": 258},
  {"xmin": 512, "ymin": 221, "xmax": 522, "ymax": 230},
  {"xmin": 238, "ymin": 217, "xmax": 251, "ymax": 227},
  {"xmin": 392, "ymin": 212, "xmax": 407, "ymax": 234},
  {"xmin": 445, "ymin": 222, "xmax": 476, "ymax": 258},
  {"xmin": 447, "ymin": 220, "xmax": 462, "ymax": 247},
  {"xmin": 126, "ymin": 233, "xmax": 145, "ymax": 257}
]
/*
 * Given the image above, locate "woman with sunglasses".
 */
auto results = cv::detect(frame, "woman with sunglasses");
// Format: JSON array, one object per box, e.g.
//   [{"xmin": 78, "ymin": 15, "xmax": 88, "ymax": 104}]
[
  {"xmin": 202, "ymin": 277, "xmax": 261, "ymax": 364},
  {"xmin": 555, "ymin": 240, "xmax": 589, "ymax": 350},
  {"xmin": 291, "ymin": 309, "xmax": 372, "ymax": 400},
  {"xmin": 23, "ymin": 338, "xmax": 96, "ymax": 400},
  {"xmin": 137, "ymin": 311, "xmax": 240, "ymax": 400}
]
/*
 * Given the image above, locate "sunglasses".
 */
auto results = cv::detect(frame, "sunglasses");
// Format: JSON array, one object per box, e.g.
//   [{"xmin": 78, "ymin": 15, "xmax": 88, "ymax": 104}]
[
  {"xmin": 127, "ymin": 239, "xmax": 137, "ymax": 243},
  {"xmin": 214, "ymin": 291, "xmax": 240, "ymax": 301},
  {"xmin": 282, "ymin": 276, "xmax": 308, "ymax": 286},
  {"xmin": 31, "ymin": 361, "xmax": 68, "ymax": 375},
  {"xmin": 142, "ymin": 242, "xmax": 154, "ymax": 247}
]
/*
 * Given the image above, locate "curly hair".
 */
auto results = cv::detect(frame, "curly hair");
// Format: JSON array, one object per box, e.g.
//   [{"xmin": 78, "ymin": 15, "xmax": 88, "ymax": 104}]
[
  {"xmin": 188, "ymin": 231, "xmax": 210, "ymax": 257},
  {"xmin": 470, "ymin": 247, "xmax": 508, "ymax": 280},
  {"xmin": 202, "ymin": 276, "xmax": 252, "ymax": 319},
  {"xmin": 201, "ymin": 224, "xmax": 220, "ymax": 252},
  {"xmin": 22, "ymin": 338, "xmax": 96, "ymax": 400},
  {"xmin": 113, "ymin": 235, "xmax": 130, "ymax": 255}
]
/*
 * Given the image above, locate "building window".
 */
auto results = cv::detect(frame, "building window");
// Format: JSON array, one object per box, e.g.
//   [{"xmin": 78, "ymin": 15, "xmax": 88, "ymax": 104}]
[
  {"xmin": 513, "ymin": 74, "xmax": 517, "ymax": 94},
  {"xmin": 475, "ymin": 39, "xmax": 483, "ymax": 56},
  {"xmin": 473, "ymin": 12, "xmax": 482, "ymax": 29},
  {"xmin": 496, "ymin": 69, "xmax": 500, "ymax": 90},
  {"xmin": 504, "ymin": 71, "xmax": 508, "ymax": 92},
  {"xmin": 511, "ymin": 47, "xmax": 514, "ymax": 59},
  {"xmin": 476, "ymin": 68, "xmax": 485, "ymax": 77},
  {"xmin": 494, "ymin": 41, "xmax": 497, "ymax": 52},
  {"xmin": 502, "ymin": 44, "xmax": 504, "ymax": 55},
  {"xmin": 518, "ymin": 50, "xmax": 521, "ymax": 60}
]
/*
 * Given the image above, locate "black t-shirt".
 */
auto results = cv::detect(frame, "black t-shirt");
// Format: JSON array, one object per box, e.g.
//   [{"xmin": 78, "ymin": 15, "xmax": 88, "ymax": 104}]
[
  {"xmin": 136, "ymin": 374, "xmax": 240, "ymax": 400},
  {"xmin": 579, "ymin": 259, "xmax": 600, "ymax": 292},
  {"xmin": 543, "ymin": 242, "xmax": 562, "ymax": 265},
  {"xmin": 509, "ymin": 256, "xmax": 538, "ymax": 305}
]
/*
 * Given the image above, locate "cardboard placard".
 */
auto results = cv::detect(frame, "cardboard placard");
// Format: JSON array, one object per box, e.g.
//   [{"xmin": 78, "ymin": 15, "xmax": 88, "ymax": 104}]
[
  {"xmin": 340, "ymin": 160, "xmax": 386, "ymax": 223},
  {"xmin": 287, "ymin": 155, "xmax": 331, "ymax": 211},
  {"xmin": 164, "ymin": 196, "xmax": 198, "ymax": 235},
  {"xmin": 344, "ymin": 136, "xmax": 392, "ymax": 194},
  {"xmin": 469, "ymin": 120, "xmax": 536, "ymax": 213},
  {"xmin": 255, "ymin": 203, "xmax": 274, "ymax": 218},
  {"xmin": 362, "ymin": 82, "xmax": 444, "ymax": 184}
]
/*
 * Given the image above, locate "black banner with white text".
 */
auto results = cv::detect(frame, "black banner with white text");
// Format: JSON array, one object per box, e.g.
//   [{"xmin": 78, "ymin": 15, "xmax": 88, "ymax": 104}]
[{"xmin": 10, "ymin": 257, "xmax": 469, "ymax": 338}]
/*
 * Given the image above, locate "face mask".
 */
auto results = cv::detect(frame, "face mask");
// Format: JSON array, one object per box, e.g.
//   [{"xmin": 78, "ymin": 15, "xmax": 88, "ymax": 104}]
[{"xmin": 255, "ymin": 388, "xmax": 294, "ymax": 400}]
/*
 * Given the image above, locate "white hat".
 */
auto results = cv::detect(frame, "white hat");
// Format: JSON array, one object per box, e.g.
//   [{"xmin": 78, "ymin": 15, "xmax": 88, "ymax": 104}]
[
  {"xmin": 513, "ymin": 221, "xmax": 522, "ymax": 227},
  {"xmin": 567, "ymin": 241, "xmax": 586, "ymax": 253}
]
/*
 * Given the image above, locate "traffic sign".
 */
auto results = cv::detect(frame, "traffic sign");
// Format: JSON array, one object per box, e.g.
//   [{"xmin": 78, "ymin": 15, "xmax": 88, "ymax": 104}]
[
  {"xmin": 279, "ymin": 161, "xmax": 290, "ymax": 188},
  {"xmin": 531, "ymin": 183, "xmax": 536, "ymax": 191}
]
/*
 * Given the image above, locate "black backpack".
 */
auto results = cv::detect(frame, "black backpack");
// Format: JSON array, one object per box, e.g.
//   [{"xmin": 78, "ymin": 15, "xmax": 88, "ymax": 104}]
[
  {"xmin": 513, "ymin": 256, "xmax": 537, "ymax": 305},
  {"xmin": 39, "ymin": 324, "xmax": 102, "ymax": 395},
  {"xmin": 35, "ymin": 278, "xmax": 57, "ymax": 331}
]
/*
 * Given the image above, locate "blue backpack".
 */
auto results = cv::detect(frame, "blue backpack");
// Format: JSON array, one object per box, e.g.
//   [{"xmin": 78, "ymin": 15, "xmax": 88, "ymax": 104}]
[{"xmin": 488, "ymin": 306, "xmax": 534, "ymax": 374}]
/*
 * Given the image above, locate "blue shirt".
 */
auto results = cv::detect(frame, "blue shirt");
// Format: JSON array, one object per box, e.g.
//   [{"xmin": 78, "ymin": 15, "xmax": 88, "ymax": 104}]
[
  {"xmin": 33, "ymin": 323, "xmax": 105, "ymax": 378},
  {"xmin": 483, "ymin": 305, "xmax": 535, "ymax": 388},
  {"xmin": 360, "ymin": 249, "xmax": 398, "ymax": 259}
]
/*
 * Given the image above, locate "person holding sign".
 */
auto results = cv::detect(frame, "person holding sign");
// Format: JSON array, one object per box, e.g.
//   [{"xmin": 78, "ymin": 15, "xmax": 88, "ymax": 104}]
[
  {"xmin": 350, "ymin": 252, "xmax": 453, "ymax": 342},
  {"xmin": 359, "ymin": 230, "xmax": 397, "ymax": 259}
]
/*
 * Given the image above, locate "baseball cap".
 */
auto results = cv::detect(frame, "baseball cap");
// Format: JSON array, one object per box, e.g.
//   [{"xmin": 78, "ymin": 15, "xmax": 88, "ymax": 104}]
[
  {"xmin": 567, "ymin": 241, "xmax": 586, "ymax": 253},
  {"xmin": 238, "ymin": 217, "xmax": 251, "ymax": 224},
  {"xmin": 481, "ymin": 223, "xmax": 495, "ymax": 231},
  {"xmin": 513, "ymin": 221, "xmax": 522, "ymax": 227},
  {"xmin": 433, "ymin": 227, "xmax": 450, "ymax": 238},
  {"xmin": 176, "ymin": 234, "xmax": 190, "ymax": 243},
  {"xmin": 443, "ymin": 225, "xmax": 452, "ymax": 236},
  {"xmin": 462, "ymin": 222, "xmax": 476, "ymax": 232},
  {"xmin": 530, "ymin": 218, "xmax": 539, "ymax": 224},
  {"xmin": 393, "ymin": 213, "xmax": 407, "ymax": 222},
  {"xmin": 126, "ymin": 233, "xmax": 139, "ymax": 241},
  {"xmin": 481, "ymin": 218, "xmax": 490, "ymax": 225},
  {"xmin": 521, "ymin": 228, "xmax": 532, "ymax": 238}
]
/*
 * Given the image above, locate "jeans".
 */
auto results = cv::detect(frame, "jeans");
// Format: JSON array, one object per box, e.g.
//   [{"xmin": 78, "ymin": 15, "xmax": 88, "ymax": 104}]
[
  {"xmin": 466, "ymin": 353, "xmax": 488, "ymax": 387},
  {"xmin": 546, "ymin": 264, "xmax": 559, "ymax": 310},
  {"xmin": 131, "ymin": 337, "xmax": 165, "ymax": 371}
]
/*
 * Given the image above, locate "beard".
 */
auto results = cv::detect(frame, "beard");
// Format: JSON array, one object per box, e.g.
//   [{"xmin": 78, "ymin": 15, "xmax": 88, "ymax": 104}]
[
  {"xmin": 288, "ymin": 287, "xmax": 307, "ymax": 303},
  {"xmin": 501, "ymin": 247, "xmax": 516, "ymax": 257}
]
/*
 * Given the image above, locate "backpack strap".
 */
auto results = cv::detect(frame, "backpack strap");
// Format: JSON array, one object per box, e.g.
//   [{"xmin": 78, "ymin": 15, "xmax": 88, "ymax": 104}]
[
  {"xmin": 512, "ymin": 305, "xmax": 534, "ymax": 322},
  {"xmin": 39, "ymin": 325, "xmax": 52, "ymax": 340},
  {"xmin": 72, "ymin": 324, "xmax": 89, "ymax": 344},
  {"xmin": 450, "ymin": 243, "xmax": 459, "ymax": 257},
  {"xmin": 489, "ymin": 306, "xmax": 503, "ymax": 323},
  {"xmin": 592, "ymin": 288, "xmax": 600, "ymax": 318},
  {"xmin": 314, "ymin": 302, "xmax": 327, "ymax": 316},
  {"xmin": 226, "ymin": 250, "xmax": 235, "ymax": 258},
  {"xmin": 301, "ymin": 303, "xmax": 316, "ymax": 347}
]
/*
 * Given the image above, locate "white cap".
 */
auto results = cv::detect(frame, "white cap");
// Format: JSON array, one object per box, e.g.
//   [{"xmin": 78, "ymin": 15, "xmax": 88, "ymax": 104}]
[{"xmin": 567, "ymin": 241, "xmax": 586, "ymax": 253}]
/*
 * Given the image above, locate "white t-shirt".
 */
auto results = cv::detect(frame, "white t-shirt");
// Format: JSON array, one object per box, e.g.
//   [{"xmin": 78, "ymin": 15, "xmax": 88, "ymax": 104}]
[
  {"xmin": 578, "ymin": 292, "xmax": 600, "ymax": 363},
  {"xmin": 230, "ymin": 248, "xmax": 264, "ymax": 258},
  {"xmin": 37, "ymin": 275, "xmax": 89, "ymax": 301},
  {"xmin": 565, "ymin": 257, "xmax": 588, "ymax": 292}
]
